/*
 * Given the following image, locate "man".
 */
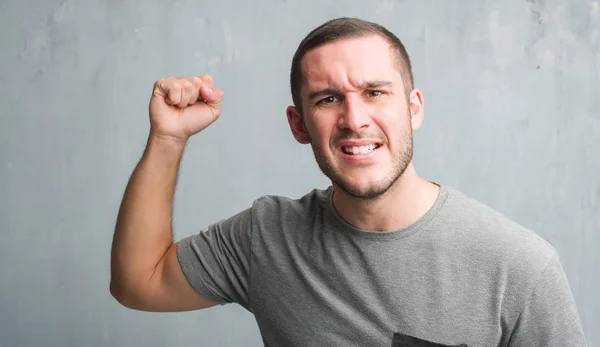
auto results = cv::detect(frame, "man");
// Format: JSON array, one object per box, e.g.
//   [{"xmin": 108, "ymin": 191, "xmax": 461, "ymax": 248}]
[{"xmin": 110, "ymin": 17, "xmax": 587, "ymax": 346}]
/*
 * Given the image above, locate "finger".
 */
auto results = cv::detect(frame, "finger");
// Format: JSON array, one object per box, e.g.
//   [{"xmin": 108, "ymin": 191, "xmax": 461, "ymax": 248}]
[
  {"xmin": 199, "ymin": 74, "xmax": 214, "ymax": 88},
  {"xmin": 154, "ymin": 79, "xmax": 175, "ymax": 104},
  {"xmin": 187, "ymin": 77, "xmax": 205, "ymax": 101},
  {"xmin": 164, "ymin": 80, "xmax": 182, "ymax": 106},
  {"xmin": 177, "ymin": 79, "xmax": 194, "ymax": 108},
  {"xmin": 183, "ymin": 78, "xmax": 204, "ymax": 105}
]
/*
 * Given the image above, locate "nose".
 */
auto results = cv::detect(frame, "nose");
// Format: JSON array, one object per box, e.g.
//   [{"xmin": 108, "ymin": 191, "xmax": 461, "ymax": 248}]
[{"xmin": 339, "ymin": 94, "xmax": 370, "ymax": 132}]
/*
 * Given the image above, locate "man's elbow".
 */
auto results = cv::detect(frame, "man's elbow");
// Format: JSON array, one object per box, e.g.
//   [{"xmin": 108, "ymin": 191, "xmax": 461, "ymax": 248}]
[{"xmin": 109, "ymin": 280, "xmax": 147, "ymax": 311}]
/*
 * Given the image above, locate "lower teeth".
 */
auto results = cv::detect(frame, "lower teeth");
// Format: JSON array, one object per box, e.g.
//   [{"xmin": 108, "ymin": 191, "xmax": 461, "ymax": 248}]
[{"xmin": 345, "ymin": 149, "xmax": 374, "ymax": 155}]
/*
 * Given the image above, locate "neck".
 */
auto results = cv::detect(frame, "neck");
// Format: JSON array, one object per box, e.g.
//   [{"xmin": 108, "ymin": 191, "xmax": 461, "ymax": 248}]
[{"xmin": 331, "ymin": 163, "xmax": 440, "ymax": 232}]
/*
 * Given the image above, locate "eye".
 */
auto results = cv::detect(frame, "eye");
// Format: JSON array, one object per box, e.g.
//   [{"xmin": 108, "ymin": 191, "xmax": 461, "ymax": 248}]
[
  {"xmin": 316, "ymin": 96, "xmax": 338, "ymax": 105},
  {"xmin": 367, "ymin": 90, "xmax": 384, "ymax": 98}
]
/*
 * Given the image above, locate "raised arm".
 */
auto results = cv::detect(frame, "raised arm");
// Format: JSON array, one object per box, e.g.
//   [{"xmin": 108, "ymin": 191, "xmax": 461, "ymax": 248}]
[{"xmin": 110, "ymin": 75, "xmax": 224, "ymax": 312}]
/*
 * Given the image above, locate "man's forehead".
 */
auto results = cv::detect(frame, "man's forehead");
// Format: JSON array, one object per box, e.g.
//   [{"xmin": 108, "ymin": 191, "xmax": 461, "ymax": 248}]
[{"xmin": 300, "ymin": 36, "xmax": 401, "ymax": 90}]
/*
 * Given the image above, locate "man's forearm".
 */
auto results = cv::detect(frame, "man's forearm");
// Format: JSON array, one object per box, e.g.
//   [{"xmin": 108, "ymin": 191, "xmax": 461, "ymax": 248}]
[{"xmin": 110, "ymin": 134, "xmax": 186, "ymax": 299}]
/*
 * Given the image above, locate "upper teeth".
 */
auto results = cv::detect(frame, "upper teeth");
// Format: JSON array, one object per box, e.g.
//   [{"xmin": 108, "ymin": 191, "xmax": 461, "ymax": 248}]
[{"xmin": 343, "ymin": 144, "xmax": 377, "ymax": 155}]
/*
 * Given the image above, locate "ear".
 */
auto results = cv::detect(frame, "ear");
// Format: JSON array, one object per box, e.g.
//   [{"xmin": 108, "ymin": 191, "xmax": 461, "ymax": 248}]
[
  {"xmin": 408, "ymin": 88, "xmax": 424, "ymax": 131},
  {"xmin": 287, "ymin": 105, "xmax": 310, "ymax": 144}
]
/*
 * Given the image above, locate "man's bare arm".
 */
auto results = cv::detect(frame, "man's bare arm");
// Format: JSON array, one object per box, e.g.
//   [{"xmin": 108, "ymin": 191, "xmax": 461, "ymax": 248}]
[{"xmin": 109, "ymin": 76, "xmax": 224, "ymax": 311}]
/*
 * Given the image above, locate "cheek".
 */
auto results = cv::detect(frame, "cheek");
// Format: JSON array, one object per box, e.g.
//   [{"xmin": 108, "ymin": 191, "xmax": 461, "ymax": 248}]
[
  {"xmin": 376, "ymin": 107, "xmax": 411, "ymax": 141},
  {"xmin": 306, "ymin": 113, "xmax": 335, "ymax": 144}
]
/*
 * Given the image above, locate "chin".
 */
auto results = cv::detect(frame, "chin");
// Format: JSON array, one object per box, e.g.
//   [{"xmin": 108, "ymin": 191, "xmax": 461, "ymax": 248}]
[
  {"xmin": 334, "ymin": 178, "xmax": 396, "ymax": 200},
  {"xmin": 313, "ymin": 149, "xmax": 407, "ymax": 200}
]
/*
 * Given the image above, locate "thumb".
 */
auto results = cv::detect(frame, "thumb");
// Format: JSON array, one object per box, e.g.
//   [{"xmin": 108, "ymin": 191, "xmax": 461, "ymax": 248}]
[{"xmin": 200, "ymin": 86, "xmax": 223, "ymax": 105}]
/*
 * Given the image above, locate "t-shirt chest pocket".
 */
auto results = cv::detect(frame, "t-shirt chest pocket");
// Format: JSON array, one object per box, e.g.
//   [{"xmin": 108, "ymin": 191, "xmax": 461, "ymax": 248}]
[{"xmin": 392, "ymin": 332, "xmax": 468, "ymax": 347}]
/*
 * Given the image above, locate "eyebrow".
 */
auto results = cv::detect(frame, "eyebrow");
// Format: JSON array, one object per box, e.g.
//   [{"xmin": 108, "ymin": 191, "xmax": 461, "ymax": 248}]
[
  {"xmin": 362, "ymin": 80, "xmax": 394, "ymax": 89},
  {"xmin": 307, "ymin": 80, "xmax": 394, "ymax": 101}
]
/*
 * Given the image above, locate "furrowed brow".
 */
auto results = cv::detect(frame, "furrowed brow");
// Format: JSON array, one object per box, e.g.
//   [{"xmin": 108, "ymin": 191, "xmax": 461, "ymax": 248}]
[{"xmin": 362, "ymin": 80, "xmax": 393, "ymax": 89}]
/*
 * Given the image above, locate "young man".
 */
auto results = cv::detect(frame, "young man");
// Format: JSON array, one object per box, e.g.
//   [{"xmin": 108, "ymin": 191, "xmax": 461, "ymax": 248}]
[{"xmin": 110, "ymin": 18, "xmax": 587, "ymax": 346}]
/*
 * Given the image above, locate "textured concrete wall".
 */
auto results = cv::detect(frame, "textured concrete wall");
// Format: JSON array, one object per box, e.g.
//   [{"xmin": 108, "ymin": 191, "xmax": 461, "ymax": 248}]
[{"xmin": 1, "ymin": 0, "xmax": 598, "ymax": 346}]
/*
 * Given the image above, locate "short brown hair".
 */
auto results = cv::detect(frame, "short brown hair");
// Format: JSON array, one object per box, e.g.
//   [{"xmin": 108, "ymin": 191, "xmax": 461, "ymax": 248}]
[{"xmin": 289, "ymin": 17, "xmax": 414, "ymax": 113}]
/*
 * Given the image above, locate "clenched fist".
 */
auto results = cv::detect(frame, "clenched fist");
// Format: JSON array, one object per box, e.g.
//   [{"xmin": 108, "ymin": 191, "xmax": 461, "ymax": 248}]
[{"xmin": 149, "ymin": 75, "xmax": 224, "ymax": 142}]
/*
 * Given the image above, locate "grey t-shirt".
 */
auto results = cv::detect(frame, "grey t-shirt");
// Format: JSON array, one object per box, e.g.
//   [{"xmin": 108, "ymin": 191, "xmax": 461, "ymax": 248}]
[{"xmin": 177, "ymin": 185, "xmax": 587, "ymax": 346}]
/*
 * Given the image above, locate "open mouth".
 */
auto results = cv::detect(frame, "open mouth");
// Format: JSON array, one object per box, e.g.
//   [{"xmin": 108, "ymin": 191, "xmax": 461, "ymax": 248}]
[{"xmin": 341, "ymin": 143, "xmax": 382, "ymax": 155}]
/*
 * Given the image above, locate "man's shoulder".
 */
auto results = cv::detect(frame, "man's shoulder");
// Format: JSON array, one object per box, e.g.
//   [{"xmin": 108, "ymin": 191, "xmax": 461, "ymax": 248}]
[{"xmin": 439, "ymin": 185, "xmax": 557, "ymax": 268}]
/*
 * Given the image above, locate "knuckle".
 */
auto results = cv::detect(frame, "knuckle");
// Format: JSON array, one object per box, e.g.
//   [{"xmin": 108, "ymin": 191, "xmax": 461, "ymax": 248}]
[
  {"xmin": 200, "ymin": 74, "xmax": 213, "ymax": 84},
  {"xmin": 190, "ymin": 76, "xmax": 203, "ymax": 87},
  {"xmin": 154, "ymin": 78, "xmax": 165, "ymax": 90},
  {"xmin": 181, "ymin": 79, "xmax": 193, "ymax": 91},
  {"xmin": 161, "ymin": 78, "xmax": 177, "ymax": 91}
]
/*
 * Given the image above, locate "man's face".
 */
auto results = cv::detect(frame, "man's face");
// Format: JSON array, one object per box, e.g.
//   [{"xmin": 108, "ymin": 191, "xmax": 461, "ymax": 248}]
[{"xmin": 287, "ymin": 35, "xmax": 423, "ymax": 200}]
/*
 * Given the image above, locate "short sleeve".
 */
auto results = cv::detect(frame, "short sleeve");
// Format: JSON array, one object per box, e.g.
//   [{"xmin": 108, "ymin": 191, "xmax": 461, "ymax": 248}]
[
  {"xmin": 507, "ymin": 253, "xmax": 587, "ymax": 346},
  {"xmin": 176, "ymin": 207, "xmax": 253, "ymax": 311}
]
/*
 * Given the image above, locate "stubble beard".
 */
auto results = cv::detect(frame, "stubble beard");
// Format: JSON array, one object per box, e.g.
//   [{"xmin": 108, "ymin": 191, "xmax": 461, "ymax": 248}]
[{"xmin": 308, "ymin": 121, "xmax": 414, "ymax": 201}]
